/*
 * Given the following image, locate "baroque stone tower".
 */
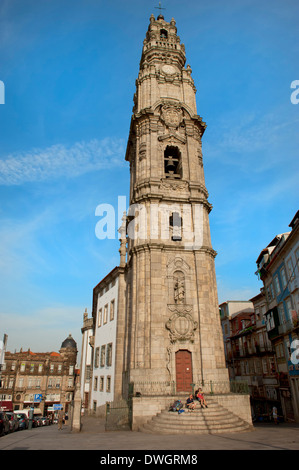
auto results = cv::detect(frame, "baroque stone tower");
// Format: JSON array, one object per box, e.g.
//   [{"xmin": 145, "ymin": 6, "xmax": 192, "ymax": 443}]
[{"xmin": 115, "ymin": 13, "xmax": 230, "ymax": 399}]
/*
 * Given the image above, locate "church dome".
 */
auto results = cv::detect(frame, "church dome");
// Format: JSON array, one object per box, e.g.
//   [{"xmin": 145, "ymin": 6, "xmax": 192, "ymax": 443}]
[{"xmin": 61, "ymin": 334, "xmax": 77, "ymax": 350}]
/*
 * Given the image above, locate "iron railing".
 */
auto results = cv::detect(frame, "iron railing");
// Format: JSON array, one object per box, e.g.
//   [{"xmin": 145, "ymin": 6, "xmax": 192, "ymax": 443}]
[
  {"xmin": 129, "ymin": 379, "xmax": 249, "ymax": 397},
  {"xmin": 105, "ymin": 398, "xmax": 132, "ymax": 431}
]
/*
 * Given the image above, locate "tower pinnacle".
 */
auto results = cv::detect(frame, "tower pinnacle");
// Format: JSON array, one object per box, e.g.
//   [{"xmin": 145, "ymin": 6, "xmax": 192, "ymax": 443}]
[{"xmin": 155, "ymin": 1, "xmax": 166, "ymax": 18}]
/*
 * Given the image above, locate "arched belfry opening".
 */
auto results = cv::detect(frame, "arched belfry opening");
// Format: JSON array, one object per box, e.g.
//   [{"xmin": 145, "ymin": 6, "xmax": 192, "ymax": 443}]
[
  {"xmin": 164, "ymin": 145, "xmax": 182, "ymax": 179},
  {"xmin": 160, "ymin": 29, "xmax": 168, "ymax": 39}
]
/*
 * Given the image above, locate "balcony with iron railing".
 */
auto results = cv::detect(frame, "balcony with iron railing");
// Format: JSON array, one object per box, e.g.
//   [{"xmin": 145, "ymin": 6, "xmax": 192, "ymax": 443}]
[
  {"xmin": 228, "ymin": 344, "xmax": 274, "ymax": 360},
  {"xmin": 278, "ymin": 312, "xmax": 299, "ymax": 334},
  {"xmin": 278, "ymin": 318, "xmax": 294, "ymax": 335}
]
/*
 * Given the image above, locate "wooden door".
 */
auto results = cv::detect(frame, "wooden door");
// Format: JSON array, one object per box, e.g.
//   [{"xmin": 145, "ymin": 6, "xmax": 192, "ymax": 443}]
[{"xmin": 175, "ymin": 350, "xmax": 193, "ymax": 392}]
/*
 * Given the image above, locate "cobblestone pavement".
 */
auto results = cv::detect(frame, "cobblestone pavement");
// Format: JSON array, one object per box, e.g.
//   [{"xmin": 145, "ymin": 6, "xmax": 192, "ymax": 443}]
[{"xmin": 0, "ymin": 416, "xmax": 298, "ymax": 452}]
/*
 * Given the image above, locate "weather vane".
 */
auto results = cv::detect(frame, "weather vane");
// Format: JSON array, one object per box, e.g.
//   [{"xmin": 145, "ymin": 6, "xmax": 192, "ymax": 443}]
[{"xmin": 155, "ymin": 2, "xmax": 166, "ymax": 15}]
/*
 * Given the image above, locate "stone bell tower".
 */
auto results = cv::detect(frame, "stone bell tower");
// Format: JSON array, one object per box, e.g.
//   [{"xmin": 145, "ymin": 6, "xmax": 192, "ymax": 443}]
[{"xmin": 118, "ymin": 13, "xmax": 230, "ymax": 398}]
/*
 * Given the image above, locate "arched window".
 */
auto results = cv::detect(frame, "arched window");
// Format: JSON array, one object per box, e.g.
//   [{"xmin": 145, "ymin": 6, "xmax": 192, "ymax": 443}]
[{"xmin": 164, "ymin": 146, "xmax": 182, "ymax": 179}]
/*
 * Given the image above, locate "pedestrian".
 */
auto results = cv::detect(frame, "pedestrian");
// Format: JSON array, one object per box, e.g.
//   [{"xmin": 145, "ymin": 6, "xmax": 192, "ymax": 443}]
[
  {"xmin": 57, "ymin": 409, "xmax": 64, "ymax": 430},
  {"xmin": 272, "ymin": 406, "xmax": 278, "ymax": 425}
]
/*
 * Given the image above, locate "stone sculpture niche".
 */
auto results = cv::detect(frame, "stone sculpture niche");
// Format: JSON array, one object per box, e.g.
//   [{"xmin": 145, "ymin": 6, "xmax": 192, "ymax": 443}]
[
  {"xmin": 173, "ymin": 270, "xmax": 185, "ymax": 304},
  {"xmin": 166, "ymin": 257, "xmax": 198, "ymax": 343}
]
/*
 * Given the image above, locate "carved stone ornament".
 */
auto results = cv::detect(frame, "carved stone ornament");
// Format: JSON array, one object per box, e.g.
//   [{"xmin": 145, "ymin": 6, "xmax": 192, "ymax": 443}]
[
  {"xmin": 166, "ymin": 307, "xmax": 198, "ymax": 343},
  {"xmin": 159, "ymin": 179, "xmax": 189, "ymax": 192},
  {"xmin": 161, "ymin": 105, "xmax": 183, "ymax": 129},
  {"xmin": 161, "ymin": 64, "xmax": 177, "ymax": 75}
]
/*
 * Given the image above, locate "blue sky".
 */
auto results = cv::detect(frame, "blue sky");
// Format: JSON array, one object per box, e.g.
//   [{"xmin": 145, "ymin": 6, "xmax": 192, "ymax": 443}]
[{"xmin": 0, "ymin": 0, "xmax": 298, "ymax": 357}]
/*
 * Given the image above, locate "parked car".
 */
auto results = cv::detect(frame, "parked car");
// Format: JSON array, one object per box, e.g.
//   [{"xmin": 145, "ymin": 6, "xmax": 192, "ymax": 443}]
[
  {"xmin": 5, "ymin": 412, "xmax": 19, "ymax": 432},
  {"xmin": 0, "ymin": 412, "xmax": 10, "ymax": 436},
  {"xmin": 14, "ymin": 413, "xmax": 29, "ymax": 430},
  {"xmin": 32, "ymin": 415, "xmax": 42, "ymax": 427},
  {"xmin": 40, "ymin": 416, "xmax": 49, "ymax": 426}
]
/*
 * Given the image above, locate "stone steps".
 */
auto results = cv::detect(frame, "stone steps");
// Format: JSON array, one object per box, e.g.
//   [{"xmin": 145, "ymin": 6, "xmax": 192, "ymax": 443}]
[
  {"xmin": 139, "ymin": 398, "xmax": 253, "ymax": 435},
  {"xmin": 158, "ymin": 411, "xmax": 244, "ymax": 424}
]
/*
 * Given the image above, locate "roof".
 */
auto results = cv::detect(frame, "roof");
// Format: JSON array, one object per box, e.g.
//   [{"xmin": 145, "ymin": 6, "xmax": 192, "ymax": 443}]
[
  {"xmin": 256, "ymin": 233, "xmax": 290, "ymax": 266},
  {"xmin": 266, "ymin": 233, "xmax": 289, "ymax": 248},
  {"xmin": 5, "ymin": 350, "xmax": 62, "ymax": 359},
  {"xmin": 219, "ymin": 300, "xmax": 253, "ymax": 306},
  {"xmin": 230, "ymin": 308, "xmax": 254, "ymax": 320},
  {"xmin": 289, "ymin": 210, "xmax": 299, "ymax": 229},
  {"xmin": 93, "ymin": 266, "xmax": 119, "ymax": 292},
  {"xmin": 92, "ymin": 265, "xmax": 120, "ymax": 318},
  {"xmin": 256, "ymin": 209, "xmax": 298, "ymax": 268},
  {"xmin": 249, "ymin": 292, "xmax": 264, "ymax": 302}
]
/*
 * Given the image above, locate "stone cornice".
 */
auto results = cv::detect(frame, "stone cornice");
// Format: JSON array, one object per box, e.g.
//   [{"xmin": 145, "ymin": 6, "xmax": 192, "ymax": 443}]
[
  {"xmin": 132, "ymin": 178, "xmax": 209, "ymax": 197},
  {"xmin": 131, "ymin": 188, "xmax": 213, "ymax": 212},
  {"xmin": 128, "ymin": 243, "xmax": 217, "ymax": 258}
]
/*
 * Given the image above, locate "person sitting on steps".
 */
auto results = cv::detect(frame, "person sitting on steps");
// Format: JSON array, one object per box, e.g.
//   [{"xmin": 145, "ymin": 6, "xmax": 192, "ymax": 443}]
[
  {"xmin": 196, "ymin": 388, "xmax": 208, "ymax": 408},
  {"xmin": 186, "ymin": 394, "xmax": 196, "ymax": 412}
]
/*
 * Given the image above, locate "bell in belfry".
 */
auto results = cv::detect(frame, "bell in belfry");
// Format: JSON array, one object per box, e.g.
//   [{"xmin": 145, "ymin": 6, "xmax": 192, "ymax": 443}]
[{"xmin": 166, "ymin": 155, "xmax": 176, "ymax": 176}]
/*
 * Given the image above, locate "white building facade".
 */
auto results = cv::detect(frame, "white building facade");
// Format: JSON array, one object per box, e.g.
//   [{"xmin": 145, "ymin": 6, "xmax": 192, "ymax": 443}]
[
  {"xmin": 89, "ymin": 268, "xmax": 119, "ymax": 415},
  {"xmin": 80, "ymin": 309, "xmax": 93, "ymax": 411}
]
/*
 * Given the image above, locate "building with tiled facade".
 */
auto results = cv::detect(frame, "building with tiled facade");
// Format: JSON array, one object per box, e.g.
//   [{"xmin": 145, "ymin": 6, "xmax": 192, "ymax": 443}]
[
  {"xmin": 220, "ymin": 298, "xmax": 280, "ymax": 420},
  {"xmin": 0, "ymin": 334, "xmax": 78, "ymax": 417},
  {"xmin": 256, "ymin": 210, "xmax": 299, "ymax": 422}
]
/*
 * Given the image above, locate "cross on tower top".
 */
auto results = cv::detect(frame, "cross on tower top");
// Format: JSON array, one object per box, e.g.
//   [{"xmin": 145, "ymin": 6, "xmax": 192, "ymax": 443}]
[{"xmin": 155, "ymin": 1, "xmax": 166, "ymax": 16}]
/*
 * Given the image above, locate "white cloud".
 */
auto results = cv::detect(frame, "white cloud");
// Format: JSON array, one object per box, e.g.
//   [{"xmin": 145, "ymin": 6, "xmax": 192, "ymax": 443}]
[{"xmin": 0, "ymin": 137, "xmax": 126, "ymax": 185}]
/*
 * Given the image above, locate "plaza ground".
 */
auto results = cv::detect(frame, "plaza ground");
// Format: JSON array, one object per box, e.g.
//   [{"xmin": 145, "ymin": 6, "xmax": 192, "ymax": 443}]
[{"xmin": 0, "ymin": 415, "xmax": 298, "ymax": 451}]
